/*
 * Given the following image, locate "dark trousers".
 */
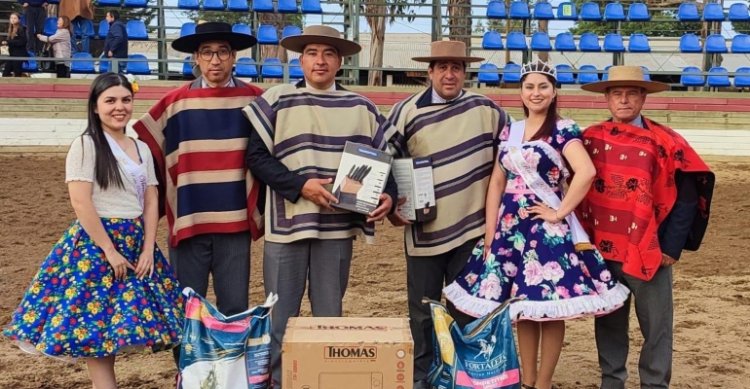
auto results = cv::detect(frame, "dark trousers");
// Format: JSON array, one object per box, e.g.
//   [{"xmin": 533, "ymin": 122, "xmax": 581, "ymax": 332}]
[
  {"xmin": 24, "ymin": 6, "xmax": 45, "ymax": 54},
  {"xmin": 407, "ymin": 239, "xmax": 477, "ymax": 384},
  {"xmin": 263, "ymin": 238, "xmax": 353, "ymax": 387},
  {"xmin": 595, "ymin": 260, "xmax": 674, "ymax": 389},
  {"xmin": 168, "ymin": 232, "xmax": 251, "ymax": 366},
  {"xmin": 56, "ymin": 64, "xmax": 70, "ymax": 78},
  {"xmin": 2, "ymin": 59, "xmax": 23, "ymax": 77}
]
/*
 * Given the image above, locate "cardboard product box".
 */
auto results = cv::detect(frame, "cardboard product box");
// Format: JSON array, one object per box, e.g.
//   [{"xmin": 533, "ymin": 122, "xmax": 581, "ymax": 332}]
[
  {"xmin": 331, "ymin": 141, "xmax": 393, "ymax": 215},
  {"xmin": 282, "ymin": 317, "xmax": 414, "ymax": 389},
  {"xmin": 392, "ymin": 157, "xmax": 437, "ymax": 222}
]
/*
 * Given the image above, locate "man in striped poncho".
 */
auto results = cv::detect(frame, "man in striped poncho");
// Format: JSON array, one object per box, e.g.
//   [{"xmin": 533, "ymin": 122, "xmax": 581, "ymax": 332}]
[
  {"xmin": 243, "ymin": 25, "xmax": 398, "ymax": 387},
  {"xmin": 133, "ymin": 22, "xmax": 264, "ymax": 322},
  {"xmin": 386, "ymin": 40, "xmax": 511, "ymax": 389}
]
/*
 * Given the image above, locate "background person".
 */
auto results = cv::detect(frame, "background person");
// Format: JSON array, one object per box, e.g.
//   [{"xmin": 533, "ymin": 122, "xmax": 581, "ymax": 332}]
[{"xmin": 37, "ymin": 16, "xmax": 72, "ymax": 78}]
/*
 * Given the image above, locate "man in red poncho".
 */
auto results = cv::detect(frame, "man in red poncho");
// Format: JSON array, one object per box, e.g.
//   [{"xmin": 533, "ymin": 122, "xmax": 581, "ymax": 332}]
[{"xmin": 578, "ymin": 66, "xmax": 714, "ymax": 389}]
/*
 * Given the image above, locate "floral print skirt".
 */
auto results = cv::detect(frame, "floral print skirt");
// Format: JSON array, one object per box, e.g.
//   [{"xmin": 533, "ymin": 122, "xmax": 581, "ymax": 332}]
[
  {"xmin": 444, "ymin": 192, "xmax": 629, "ymax": 321},
  {"xmin": 3, "ymin": 217, "xmax": 184, "ymax": 359}
]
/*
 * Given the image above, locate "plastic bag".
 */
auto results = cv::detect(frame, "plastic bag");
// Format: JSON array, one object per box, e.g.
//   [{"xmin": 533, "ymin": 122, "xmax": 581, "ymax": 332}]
[
  {"xmin": 178, "ymin": 288, "xmax": 278, "ymax": 389},
  {"xmin": 426, "ymin": 298, "xmax": 521, "ymax": 389}
]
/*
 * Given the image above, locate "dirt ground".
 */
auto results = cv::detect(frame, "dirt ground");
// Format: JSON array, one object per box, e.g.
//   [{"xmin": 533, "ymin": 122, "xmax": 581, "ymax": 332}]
[{"xmin": 0, "ymin": 154, "xmax": 748, "ymax": 389}]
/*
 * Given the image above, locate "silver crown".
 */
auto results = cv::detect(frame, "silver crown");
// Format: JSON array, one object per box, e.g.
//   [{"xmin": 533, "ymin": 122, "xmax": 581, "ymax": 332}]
[{"xmin": 521, "ymin": 60, "xmax": 557, "ymax": 81}]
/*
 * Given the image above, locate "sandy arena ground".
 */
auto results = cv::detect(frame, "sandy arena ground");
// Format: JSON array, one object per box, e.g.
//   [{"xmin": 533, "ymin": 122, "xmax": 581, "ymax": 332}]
[{"xmin": 0, "ymin": 154, "xmax": 748, "ymax": 389}]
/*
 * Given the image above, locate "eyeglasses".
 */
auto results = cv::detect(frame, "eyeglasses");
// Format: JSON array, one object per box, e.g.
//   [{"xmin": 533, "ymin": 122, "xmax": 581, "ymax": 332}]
[{"xmin": 198, "ymin": 48, "xmax": 232, "ymax": 61}]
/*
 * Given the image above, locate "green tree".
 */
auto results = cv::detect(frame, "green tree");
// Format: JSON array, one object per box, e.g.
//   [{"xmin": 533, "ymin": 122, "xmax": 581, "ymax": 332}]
[
  {"xmin": 339, "ymin": 0, "xmax": 423, "ymax": 85},
  {"xmin": 732, "ymin": 22, "xmax": 750, "ymax": 35}
]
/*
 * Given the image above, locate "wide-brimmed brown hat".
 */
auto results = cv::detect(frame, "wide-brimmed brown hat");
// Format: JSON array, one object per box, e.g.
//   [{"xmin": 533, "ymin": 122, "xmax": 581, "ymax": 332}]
[
  {"xmin": 172, "ymin": 21, "xmax": 257, "ymax": 53},
  {"xmin": 581, "ymin": 65, "xmax": 669, "ymax": 94},
  {"xmin": 280, "ymin": 25, "xmax": 361, "ymax": 57},
  {"xmin": 412, "ymin": 40, "xmax": 484, "ymax": 63}
]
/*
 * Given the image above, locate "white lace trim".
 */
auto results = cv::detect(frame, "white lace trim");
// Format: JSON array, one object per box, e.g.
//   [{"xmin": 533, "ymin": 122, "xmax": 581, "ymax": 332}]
[{"xmin": 443, "ymin": 281, "xmax": 630, "ymax": 321}]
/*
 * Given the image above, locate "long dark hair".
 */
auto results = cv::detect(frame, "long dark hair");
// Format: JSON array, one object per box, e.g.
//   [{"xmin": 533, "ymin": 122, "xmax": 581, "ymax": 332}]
[
  {"xmin": 8, "ymin": 12, "xmax": 21, "ymax": 40},
  {"xmin": 82, "ymin": 72, "xmax": 134, "ymax": 190},
  {"xmin": 521, "ymin": 72, "xmax": 559, "ymax": 141}
]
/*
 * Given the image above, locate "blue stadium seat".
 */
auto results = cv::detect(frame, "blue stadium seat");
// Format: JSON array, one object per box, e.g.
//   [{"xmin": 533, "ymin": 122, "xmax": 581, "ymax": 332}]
[
  {"xmin": 182, "ymin": 56, "xmax": 194, "ymax": 77},
  {"xmin": 555, "ymin": 64, "xmax": 576, "ymax": 84},
  {"xmin": 677, "ymin": 2, "xmax": 700, "ymax": 21},
  {"xmin": 640, "ymin": 66, "xmax": 651, "ymax": 81},
  {"xmin": 97, "ymin": 20, "xmax": 109, "ymax": 39},
  {"xmin": 554, "ymin": 32, "xmax": 576, "ymax": 51},
  {"xmin": 731, "ymin": 34, "xmax": 750, "ymax": 53},
  {"xmin": 180, "ymin": 22, "xmax": 196, "ymax": 37},
  {"xmin": 43, "ymin": 17, "xmax": 57, "ymax": 36},
  {"xmin": 482, "ymin": 31, "xmax": 503, "ymax": 50},
  {"xmin": 509, "ymin": 1, "xmax": 530, "ymax": 19},
  {"xmin": 680, "ymin": 66, "xmax": 705, "ymax": 86},
  {"xmin": 203, "ymin": 0, "xmax": 225, "ymax": 10},
  {"xmin": 487, "ymin": 0, "xmax": 507, "ymax": 18},
  {"xmin": 580, "ymin": 2, "xmax": 602, "ymax": 21},
  {"xmin": 19, "ymin": 14, "xmax": 26, "ymax": 27},
  {"xmin": 47, "ymin": 0, "xmax": 59, "ymax": 4},
  {"xmin": 579, "ymin": 32, "xmax": 601, "ymax": 52},
  {"xmin": 628, "ymin": 33, "xmax": 650, "ymax": 52},
  {"xmin": 556, "ymin": 1, "xmax": 577, "ymax": 20},
  {"xmin": 123, "ymin": 0, "xmax": 147, "ymax": 7},
  {"xmin": 74, "ymin": 19, "xmax": 95, "ymax": 39},
  {"xmin": 126, "ymin": 20, "xmax": 148, "ymax": 40},
  {"xmin": 703, "ymin": 2, "xmax": 725, "ymax": 21},
  {"xmin": 705, "ymin": 34, "xmax": 727, "ymax": 53},
  {"xmin": 235, "ymin": 57, "xmax": 258, "ymax": 78},
  {"xmin": 257, "ymin": 24, "xmax": 278, "ymax": 45},
  {"xmin": 22, "ymin": 51, "xmax": 38, "ymax": 73},
  {"xmin": 503, "ymin": 63, "xmax": 521, "ymax": 83},
  {"xmin": 603, "ymin": 2, "xmax": 625, "ymax": 21},
  {"xmin": 728, "ymin": 3, "xmax": 750, "ymax": 21},
  {"xmin": 232, "ymin": 23, "xmax": 252, "ymax": 36},
  {"xmin": 278, "ymin": 0, "xmax": 298, "ymax": 13},
  {"xmin": 506, "ymin": 31, "xmax": 528, "ymax": 50},
  {"xmin": 533, "ymin": 1, "xmax": 554, "ymax": 20},
  {"xmin": 478, "ymin": 63, "xmax": 501, "ymax": 85},
  {"xmin": 126, "ymin": 54, "xmax": 150, "ymax": 75},
  {"xmin": 301, "ymin": 0, "xmax": 322, "ymax": 13},
  {"xmin": 577, "ymin": 64, "xmax": 599, "ymax": 84},
  {"xmin": 282, "ymin": 25, "xmax": 302, "ymax": 39},
  {"xmin": 679, "ymin": 33, "xmax": 702, "ymax": 53},
  {"xmin": 227, "ymin": 0, "xmax": 249, "ymax": 11},
  {"xmin": 627, "ymin": 2, "xmax": 650, "ymax": 21},
  {"xmin": 261, "ymin": 58, "xmax": 283, "ymax": 78},
  {"xmin": 530, "ymin": 32, "xmax": 551, "ymax": 51},
  {"xmin": 601, "ymin": 65, "xmax": 613, "ymax": 81},
  {"xmin": 734, "ymin": 67, "xmax": 750, "ymax": 87},
  {"xmin": 707, "ymin": 66, "xmax": 730, "ymax": 87},
  {"xmin": 253, "ymin": 0, "xmax": 274, "ymax": 12},
  {"xmin": 99, "ymin": 58, "xmax": 110, "ymax": 73},
  {"xmin": 97, "ymin": 0, "xmax": 121, "ymax": 6},
  {"xmin": 70, "ymin": 52, "xmax": 96, "ymax": 73},
  {"xmin": 177, "ymin": 0, "xmax": 199, "ymax": 9},
  {"xmin": 289, "ymin": 58, "xmax": 304, "ymax": 79}
]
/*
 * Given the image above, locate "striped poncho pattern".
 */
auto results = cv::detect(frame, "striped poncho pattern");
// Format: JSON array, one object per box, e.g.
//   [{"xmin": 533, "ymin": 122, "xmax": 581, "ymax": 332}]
[
  {"xmin": 133, "ymin": 78, "xmax": 264, "ymax": 247},
  {"xmin": 244, "ymin": 84, "xmax": 397, "ymax": 244},
  {"xmin": 388, "ymin": 89, "xmax": 509, "ymax": 257}
]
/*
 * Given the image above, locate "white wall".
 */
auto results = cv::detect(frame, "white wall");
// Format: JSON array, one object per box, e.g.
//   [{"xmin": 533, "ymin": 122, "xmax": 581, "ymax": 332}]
[{"xmin": 0, "ymin": 118, "xmax": 747, "ymax": 156}]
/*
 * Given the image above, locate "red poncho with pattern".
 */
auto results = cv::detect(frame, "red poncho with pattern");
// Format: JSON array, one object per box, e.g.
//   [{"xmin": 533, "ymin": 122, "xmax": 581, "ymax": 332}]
[{"xmin": 578, "ymin": 118, "xmax": 714, "ymax": 281}]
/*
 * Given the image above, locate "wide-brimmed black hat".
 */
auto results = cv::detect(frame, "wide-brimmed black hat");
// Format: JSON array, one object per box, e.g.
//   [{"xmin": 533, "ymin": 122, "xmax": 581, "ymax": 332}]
[{"xmin": 172, "ymin": 21, "xmax": 257, "ymax": 53}]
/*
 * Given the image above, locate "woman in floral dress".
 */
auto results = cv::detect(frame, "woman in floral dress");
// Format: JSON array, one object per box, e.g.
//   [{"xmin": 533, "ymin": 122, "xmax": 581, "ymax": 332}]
[
  {"xmin": 4, "ymin": 73, "xmax": 183, "ymax": 389},
  {"xmin": 443, "ymin": 61, "xmax": 629, "ymax": 389}
]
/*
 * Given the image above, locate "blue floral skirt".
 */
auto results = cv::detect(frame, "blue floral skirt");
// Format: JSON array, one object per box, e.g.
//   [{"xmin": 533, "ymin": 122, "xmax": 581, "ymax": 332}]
[
  {"xmin": 3, "ymin": 217, "xmax": 184, "ymax": 359},
  {"xmin": 444, "ymin": 192, "xmax": 630, "ymax": 322}
]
